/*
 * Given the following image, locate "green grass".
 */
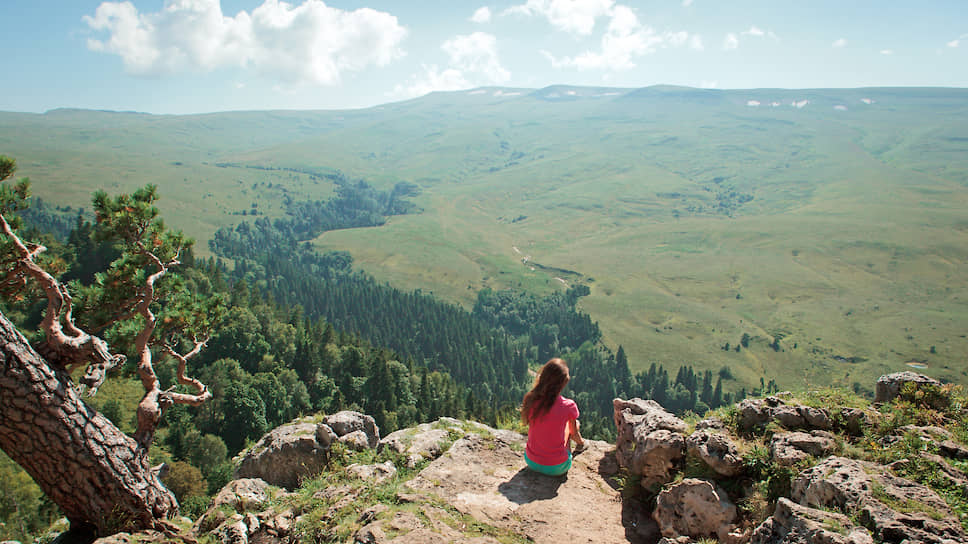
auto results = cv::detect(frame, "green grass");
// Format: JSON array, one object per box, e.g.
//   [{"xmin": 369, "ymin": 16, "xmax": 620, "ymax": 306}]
[{"xmin": 4, "ymin": 86, "xmax": 968, "ymax": 391}]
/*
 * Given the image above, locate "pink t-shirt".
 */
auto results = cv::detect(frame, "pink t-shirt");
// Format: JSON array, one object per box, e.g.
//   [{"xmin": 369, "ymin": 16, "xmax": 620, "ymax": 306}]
[{"xmin": 525, "ymin": 395, "xmax": 580, "ymax": 466}]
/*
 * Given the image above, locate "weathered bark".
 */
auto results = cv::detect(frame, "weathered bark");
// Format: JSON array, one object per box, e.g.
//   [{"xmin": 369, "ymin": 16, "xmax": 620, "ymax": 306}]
[{"xmin": 0, "ymin": 310, "xmax": 177, "ymax": 536}]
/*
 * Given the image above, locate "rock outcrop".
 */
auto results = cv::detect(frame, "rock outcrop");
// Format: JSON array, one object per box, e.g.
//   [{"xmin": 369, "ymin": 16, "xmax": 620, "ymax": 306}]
[
  {"xmin": 751, "ymin": 497, "xmax": 873, "ymax": 544},
  {"xmin": 769, "ymin": 431, "xmax": 837, "ymax": 467},
  {"xmin": 737, "ymin": 397, "xmax": 832, "ymax": 433},
  {"xmin": 378, "ymin": 417, "xmax": 464, "ymax": 467},
  {"xmin": 874, "ymin": 371, "xmax": 941, "ymax": 403},
  {"xmin": 792, "ymin": 456, "xmax": 966, "ymax": 544},
  {"xmin": 687, "ymin": 430, "xmax": 744, "ymax": 476},
  {"xmin": 613, "ymin": 398, "xmax": 688, "ymax": 489},
  {"xmin": 235, "ymin": 411, "xmax": 379, "ymax": 489},
  {"xmin": 89, "ymin": 371, "xmax": 967, "ymax": 544},
  {"xmin": 653, "ymin": 478, "xmax": 742, "ymax": 542}
]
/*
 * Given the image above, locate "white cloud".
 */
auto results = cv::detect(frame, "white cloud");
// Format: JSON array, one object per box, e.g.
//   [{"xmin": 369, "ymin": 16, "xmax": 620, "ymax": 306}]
[
  {"xmin": 543, "ymin": 5, "xmax": 693, "ymax": 71},
  {"xmin": 746, "ymin": 100, "xmax": 760, "ymax": 106},
  {"xmin": 690, "ymin": 35, "xmax": 704, "ymax": 51},
  {"xmin": 742, "ymin": 26, "xmax": 764, "ymax": 37},
  {"xmin": 503, "ymin": 0, "xmax": 614, "ymax": 35},
  {"xmin": 393, "ymin": 32, "xmax": 509, "ymax": 99},
  {"xmin": 442, "ymin": 32, "xmax": 510, "ymax": 83},
  {"xmin": 471, "ymin": 6, "xmax": 492, "ymax": 23},
  {"xmin": 948, "ymin": 35, "xmax": 967, "ymax": 48},
  {"xmin": 83, "ymin": 0, "xmax": 407, "ymax": 86},
  {"xmin": 723, "ymin": 33, "xmax": 739, "ymax": 50},
  {"xmin": 682, "ymin": 0, "xmax": 693, "ymax": 6},
  {"xmin": 699, "ymin": 80, "xmax": 717, "ymax": 89},
  {"xmin": 834, "ymin": 105, "xmax": 848, "ymax": 111},
  {"xmin": 393, "ymin": 65, "xmax": 470, "ymax": 98},
  {"xmin": 832, "ymin": 38, "xmax": 847, "ymax": 48},
  {"xmin": 880, "ymin": 49, "xmax": 894, "ymax": 55}
]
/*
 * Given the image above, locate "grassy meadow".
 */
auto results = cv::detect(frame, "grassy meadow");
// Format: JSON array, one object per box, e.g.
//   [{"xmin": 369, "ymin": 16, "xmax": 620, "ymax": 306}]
[{"xmin": 2, "ymin": 86, "xmax": 967, "ymax": 390}]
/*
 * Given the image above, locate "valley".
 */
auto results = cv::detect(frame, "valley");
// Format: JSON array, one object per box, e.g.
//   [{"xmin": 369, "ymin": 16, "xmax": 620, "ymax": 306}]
[{"xmin": 2, "ymin": 85, "xmax": 967, "ymax": 390}]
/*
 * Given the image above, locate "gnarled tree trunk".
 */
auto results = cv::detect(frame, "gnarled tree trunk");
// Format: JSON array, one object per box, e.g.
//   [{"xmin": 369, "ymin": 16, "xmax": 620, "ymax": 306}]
[{"xmin": 0, "ymin": 310, "xmax": 176, "ymax": 536}]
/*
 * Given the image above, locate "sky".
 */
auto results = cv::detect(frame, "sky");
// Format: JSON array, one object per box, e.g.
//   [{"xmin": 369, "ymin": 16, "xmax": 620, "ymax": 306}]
[{"xmin": 2, "ymin": 0, "xmax": 967, "ymax": 114}]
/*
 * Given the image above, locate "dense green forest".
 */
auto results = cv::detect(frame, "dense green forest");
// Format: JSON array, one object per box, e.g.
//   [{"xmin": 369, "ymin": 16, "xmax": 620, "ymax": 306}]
[{"xmin": 0, "ymin": 175, "xmax": 764, "ymax": 541}]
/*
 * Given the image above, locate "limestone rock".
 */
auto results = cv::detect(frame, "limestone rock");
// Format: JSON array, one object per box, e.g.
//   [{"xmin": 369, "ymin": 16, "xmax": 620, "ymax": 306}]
[
  {"xmin": 751, "ymin": 497, "xmax": 873, "ymax": 544},
  {"xmin": 215, "ymin": 516, "xmax": 248, "ymax": 544},
  {"xmin": 653, "ymin": 478, "xmax": 738, "ymax": 542},
  {"xmin": 235, "ymin": 422, "xmax": 329, "ymax": 489},
  {"xmin": 380, "ymin": 418, "xmax": 462, "ymax": 467},
  {"xmin": 613, "ymin": 398, "xmax": 687, "ymax": 489},
  {"xmin": 354, "ymin": 524, "xmax": 387, "ymax": 544},
  {"xmin": 614, "ymin": 398, "xmax": 688, "ymax": 434},
  {"xmin": 792, "ymin": 456, "xmax": 966, "ymax": 544},
  {"xmin": 695, "ymin": 417, "xmax": 725, "ymax": 431},
  {"xmin": 196, "ymin": 479, "xmax": 274, "ymax": 533},
  {"xmin": 874, "ymin": 371, "xmax": 941, "ymax": 403},
  {"xmin": 214, "ymin": 478, "xmax": 273, "ymax": 512},
  {"xmin": 347, "ymin": 460, "xmax": 397, "ymax": 484},
  {"xmin": 737, "ymin": 397, "xmax": 831, "ymax": 432},
  {"xmin": 770, "ymin": 431, "xmax": 836, "ymax": 467},
  {"xmin": 324, "ymin": 411, "xmax": 380, "ymax": 448},
  {"xmin": 339, "ymin": 429, "xmax": 372, "ymax": 451},
  {"xmin": 687, "ymin": 430, "xmax": 743, "ymax": 476}
]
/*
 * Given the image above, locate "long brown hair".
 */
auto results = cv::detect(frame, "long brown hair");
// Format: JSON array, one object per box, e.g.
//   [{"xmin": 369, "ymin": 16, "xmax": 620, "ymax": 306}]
[{"xmin": 521, "ymin": 358, "xmax": 570, "ymax": 424}]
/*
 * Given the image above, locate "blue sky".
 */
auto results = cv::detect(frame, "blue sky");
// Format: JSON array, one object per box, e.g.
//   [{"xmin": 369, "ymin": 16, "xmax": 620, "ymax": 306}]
[{"xmin": 3, "ymin": 0, "xmax": 966, "ymax": 114}]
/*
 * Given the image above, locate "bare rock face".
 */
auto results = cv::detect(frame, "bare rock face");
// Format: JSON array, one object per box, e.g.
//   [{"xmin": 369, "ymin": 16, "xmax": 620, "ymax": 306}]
[
  {"xmin": 652, "ymin": 478, "xmax": 740, "ymax": 542},
  {"xmin": 324, "ymin": 411, "xmax": 380, "ymax": 449},
  {"xmin": 339, "ymin": 430, "xmax": 373, "ymax": 451},
  {"xmin": 195, "ymin": 479, "xmax": 273, "ymax": 533},
  {"xmin": 613, "ymin": 398, "xmax": 687, "ymax": 489},
  {"xmin": 751, "ymin": 497, "xmax": 873, "ymax": 544},
  {"xmin": 687, "ymin": 430, "xmax": 744, "ymax": 476},
  {"xmin": 379, "ymin": 418, "xmax": 463, "ymax": 468},
  {"xmin": 792, "ymin": 456, "xmax": 966, "ymax": 544},
  {"xmin": 347, "ymin": 461, "xmax": 397, "ymax": 484},
  {"xmin": 770, "ymin": 431, "xmax": 837, "ymax": 467},
  {"xmin": 737, "ymin": 397, "xmax": 832, "ymax": 433},
  {"xmin": 874, "ymin": 371, "xmax": 941, "ymax": 403},
  {"xmin": 194, "ymin": 479, "xmax": 295, "ymax": 544},
  {"xmin": 234, "ymin": 422, "xmax": 329, "ymax": 490},
  {"xmin": 235, "ymin": 412, "xmax": 379, "ymax": 489}
]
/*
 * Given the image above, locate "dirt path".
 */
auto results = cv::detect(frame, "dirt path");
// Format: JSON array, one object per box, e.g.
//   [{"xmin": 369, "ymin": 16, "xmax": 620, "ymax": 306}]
[{"xmin": 405, "ymin": 431, "xmax": 656, "ymax": 543}]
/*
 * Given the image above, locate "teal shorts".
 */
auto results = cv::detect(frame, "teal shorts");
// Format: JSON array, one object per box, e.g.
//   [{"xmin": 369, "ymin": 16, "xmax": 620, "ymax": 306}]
[{"xmin": 524, "ymin": 451, "xmax": 572, "ymax": 476}]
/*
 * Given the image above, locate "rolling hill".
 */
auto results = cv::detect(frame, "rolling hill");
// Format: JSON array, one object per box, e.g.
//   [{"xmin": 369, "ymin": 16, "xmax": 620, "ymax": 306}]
[{"xmin": 2, "ymin": 85, "xmax": 967, "ymax": 390}]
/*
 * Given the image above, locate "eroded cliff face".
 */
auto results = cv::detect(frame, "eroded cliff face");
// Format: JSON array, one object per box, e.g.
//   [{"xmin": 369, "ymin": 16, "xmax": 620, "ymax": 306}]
[{"xmin": 94, "ymin": 372, "xmax": 967, "ymax": 544}]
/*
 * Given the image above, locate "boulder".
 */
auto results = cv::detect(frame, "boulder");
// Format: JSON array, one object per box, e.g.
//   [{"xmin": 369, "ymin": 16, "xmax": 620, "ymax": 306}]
[
  {"xmin": 214, "ymin": 517, "xmax": 248, "ymax": 544},
  {"xmin": 737, "ymin": 397, "xmax": 832, "ymax": 432},
  {"xmin": 347, "ymin": 461, "xmax": 397, "ymax": 484},
  {"xmin": 379, "ymin": 419, "xmax": 461, "ymax": 467},
  {"xmin": 874, "ymin": 371, "xmax": 941, "ymax": 403},
  {"xmin": 235, "ymin": 422, "xmax": 329, "ymax": 489},
  {"xmin": 695, "ymin": 417, "xmax": 726, "ymax": 431},
  {"xmin": 339, "ymin": 430, "xmax": 373, "ymax": 451},
  {"xmin": 686, "ymin": 430, "xmax": 743, "ymax": 476},
  {"xmin": 323, "ymin": 411, "xmax": 380, "ymax": 448},
  {"xmin": 213, "ymin": 478, "xmax": 273, "ymax": 512},
  {"xmin": 652, "ymin": 478, "xmax": 740, "ymax": 542},
  {"xmin": 770, "ymin": 431, "xmax": 836, "ymax": 467},
  {"xmin": 196, "ymin": 479, "xmax": 274, "ymax": 533},
  {"xmin": 614, "ymin": 398, "xmax": 687, "ymax": 489},
  {"xmin": 751, "ymin": 497, "xmax": 873, "ymax": 544},
  {"xmin": 792, "ymin": 456, "xmax": 966, "ymax": 544}
]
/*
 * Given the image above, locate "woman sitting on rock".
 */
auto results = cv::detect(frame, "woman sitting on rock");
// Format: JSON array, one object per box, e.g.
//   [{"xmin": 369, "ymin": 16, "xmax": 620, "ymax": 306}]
[{"xmin": 522, "ymin": 357, "xmax": 586, "ymax": 476}]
